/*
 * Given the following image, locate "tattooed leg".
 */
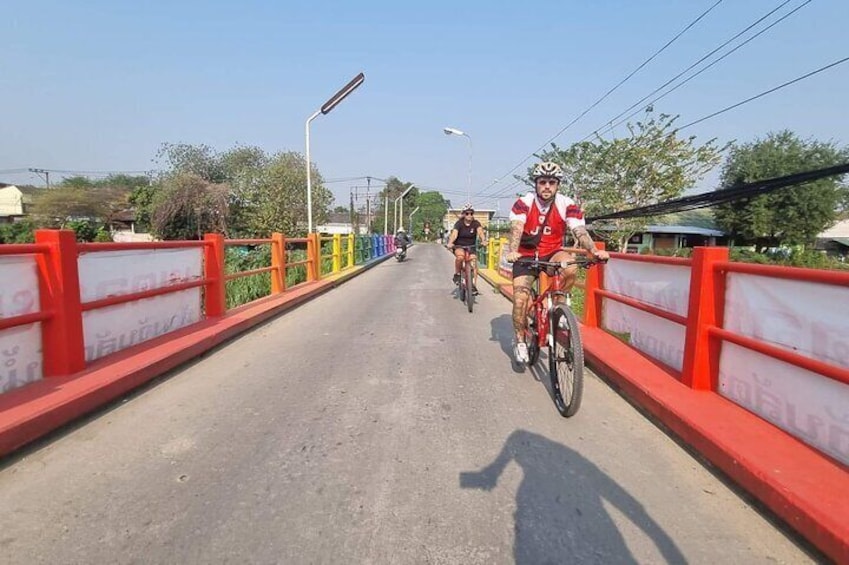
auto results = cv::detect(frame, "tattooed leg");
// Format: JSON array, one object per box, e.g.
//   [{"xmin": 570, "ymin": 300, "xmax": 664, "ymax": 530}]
[{"xmin": 512, "ymin": 276, "xmax": 535, "ymax": 340}]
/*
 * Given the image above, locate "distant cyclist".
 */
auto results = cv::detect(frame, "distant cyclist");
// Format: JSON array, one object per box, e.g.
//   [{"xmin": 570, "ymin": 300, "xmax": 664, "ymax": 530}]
[
  {"xmin": 506, "ymin": 161, "xmax": 608, "ymax": 363},
  {"xmin": 447, "ymin": 204, "xmax": 487, "ymax": 294}
]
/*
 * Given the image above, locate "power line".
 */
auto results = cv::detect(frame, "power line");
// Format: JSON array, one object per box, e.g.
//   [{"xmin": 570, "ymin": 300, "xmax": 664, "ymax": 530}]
[
  {"xmin": 592, "ymin": 0, "xmax": 811, "ymax": 140},
  {"xmin": 537, "ymin": 0, "xmax": 726, "ymax": 150},
  {"xmin": 582, "ymin": 0, "xmax": 799, "ymax": 142},
  {"xmin": 677, "ymin": 55, "xmax": 849, "ymax": 130},
  {"xmin": 39, "ymin": 168, "xmax": 152, "ymax": 175},
  {"xmin": 474, "ymin": 0, "xmax": 726, "ymax": 199},
  {"xmin": 484, "ymin": 0, "xmax": 812, "ymax": 203},
  {"xmin": 587, "ymin": 162, "xmax": 849, "ymax": 221}
]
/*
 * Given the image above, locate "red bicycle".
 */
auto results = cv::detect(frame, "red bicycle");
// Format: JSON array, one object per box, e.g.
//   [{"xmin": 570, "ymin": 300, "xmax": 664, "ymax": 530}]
[{"xmin": 514, "ymin": 251, "xmax": 603, "ymax": 417}]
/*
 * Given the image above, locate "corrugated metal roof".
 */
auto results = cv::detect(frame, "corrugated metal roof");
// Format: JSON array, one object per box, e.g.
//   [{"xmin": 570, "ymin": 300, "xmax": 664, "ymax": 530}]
[{"xmin": 590, "ymin": 224, "xmax": 725, "ymax": 236}]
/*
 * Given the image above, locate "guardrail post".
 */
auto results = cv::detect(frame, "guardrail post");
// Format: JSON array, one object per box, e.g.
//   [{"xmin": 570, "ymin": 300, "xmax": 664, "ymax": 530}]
[
  {"xmin": 347, "ymin": 234, "xmax": 355, "ymax": 268},
  {"xmin": 681, "ymin": 246, "xmax": 729, "ymax": 390},
  {"xmin": 487, "ymin": 239, "xmax": 496, "ymax": 270},
  {"xmin": 332, "ymin": 233, "xmax": 342, "ymax": 273},
  {"xmin": 583, "ymin": 241, "xmax": 605, "ymax": 328},
  {"xmin": 35, "ymin": 229, "xmax": 85, "ymax": 377},
  {"xmin": 307, "ymin": 233, "xmax": 320, "ymax": 281},
  {"xmin": 271, "ymin": 233, "xmax": 286, "ymax": 293},
  {"xmin": 203, "ymin": 233, "xmax": 226, "ymax": 317}
]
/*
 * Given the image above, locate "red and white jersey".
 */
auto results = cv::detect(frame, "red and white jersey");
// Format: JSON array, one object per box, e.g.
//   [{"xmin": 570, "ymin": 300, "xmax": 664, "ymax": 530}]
[{"xmin": 509, "ymin": 192, "xmax": 585, "ymax": 257}]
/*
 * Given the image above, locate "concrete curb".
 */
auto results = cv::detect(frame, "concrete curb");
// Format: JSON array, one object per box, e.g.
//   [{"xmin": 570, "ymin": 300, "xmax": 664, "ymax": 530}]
[
  {"xmin": 0, "ymin": 254, "xmax": 393, "ymax": 458},
  {"xmin": 476, "ymin": 267, "xmax": 848, "ymax": 562}
]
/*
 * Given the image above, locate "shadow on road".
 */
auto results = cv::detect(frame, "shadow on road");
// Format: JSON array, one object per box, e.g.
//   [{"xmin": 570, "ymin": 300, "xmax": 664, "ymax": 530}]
[
  {"xmin": 459, "ymin": 429, "xmax": 686, "ymax": 564},
  {"xmin": 490, "ymin": 314, "xmax": 527, "ymax": 376}
]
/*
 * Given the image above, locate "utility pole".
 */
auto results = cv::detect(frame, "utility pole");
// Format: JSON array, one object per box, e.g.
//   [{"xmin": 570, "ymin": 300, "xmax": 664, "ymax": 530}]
[
  {"xmin": 366, "ymin": 176, "xmax": 372, "ymax": 233},
  {"xmin": 350, "ymin": 187, "xmax": 356, "ymax": 235},
  {"xmin": 28, "ymin": 168, "xmax": 50, "ymax": 189}
]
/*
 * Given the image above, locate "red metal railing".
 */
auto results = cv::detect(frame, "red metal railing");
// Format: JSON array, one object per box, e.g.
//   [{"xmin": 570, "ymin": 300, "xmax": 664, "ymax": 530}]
[
  {"xmin": 0, "ymin": 229, "xmax": 391, "ymax": 382},
  {"xmin": 708, "ymin": 260, "xmax": 849, "ymax": 387},
  {"xmin": 0, "ymin": 243, "xmax": 54, "ymax": 333}
]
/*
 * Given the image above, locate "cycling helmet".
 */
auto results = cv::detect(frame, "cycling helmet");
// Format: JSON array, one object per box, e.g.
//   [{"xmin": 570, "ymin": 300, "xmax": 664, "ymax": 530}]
[
  {"xmin": 531, "ymin": 161, "xmax": 564, "ymax": 181},
  {"xmin": 461, "ymin": 203, "xmax": 474, "ymax": 213}
]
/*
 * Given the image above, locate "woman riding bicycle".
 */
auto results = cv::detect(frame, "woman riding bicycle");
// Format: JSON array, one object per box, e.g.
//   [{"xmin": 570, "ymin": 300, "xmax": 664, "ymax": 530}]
[
  {"xmin": 506, "ymin": 161, "xmax": 609, "ymax": 364},
  {"xmin": 447, "ymin": 204, "xmax": 487, "ymax": 294}
]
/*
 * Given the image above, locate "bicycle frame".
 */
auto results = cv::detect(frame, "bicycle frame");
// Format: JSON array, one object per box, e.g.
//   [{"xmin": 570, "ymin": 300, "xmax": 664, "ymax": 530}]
[
  {"xmin": 519, "ymin": 251, "xmax": 591, "ymax": 349},
  {"xmin": 529, "ymin": 271, "xmax": 568, "ymax": 350}
]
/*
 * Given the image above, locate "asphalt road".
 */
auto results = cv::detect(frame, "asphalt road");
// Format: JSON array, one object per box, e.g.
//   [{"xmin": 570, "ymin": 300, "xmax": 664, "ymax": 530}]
[{"xmin": 0, "ymin": 243, "xmax": 813, "ymax": 564}]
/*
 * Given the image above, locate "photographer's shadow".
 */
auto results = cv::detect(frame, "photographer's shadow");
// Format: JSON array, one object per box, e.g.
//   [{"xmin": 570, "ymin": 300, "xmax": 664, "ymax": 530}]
[
  {"xmin": 490, "ymin": 314, "xmax": 529, "ymax": 376},
  {"xmin": 460, "ymin": 429, "xmax": 686, "ymax": 564}
]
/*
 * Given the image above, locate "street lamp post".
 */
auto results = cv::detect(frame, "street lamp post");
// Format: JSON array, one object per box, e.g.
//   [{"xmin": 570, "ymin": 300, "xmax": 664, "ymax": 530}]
[
  {"xmin": 305, "ymin": 72, "xmax": 365, "ymax": 233},
  {"xmin": 393, "ymin": 184, "xmax": 415, "ymax": 232},
  {"xmin": 443, "ymin": 126, "xmax": 472, "ymax": 203},
  {"xmin": 408, "ymin": 206, "xmax": 420, "ymax": 235}
]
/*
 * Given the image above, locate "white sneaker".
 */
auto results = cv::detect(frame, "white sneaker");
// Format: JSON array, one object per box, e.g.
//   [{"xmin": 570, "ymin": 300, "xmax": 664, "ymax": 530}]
[{"xmin": 514, "ymin": 341, "xmax": 530, "ymax": 364}]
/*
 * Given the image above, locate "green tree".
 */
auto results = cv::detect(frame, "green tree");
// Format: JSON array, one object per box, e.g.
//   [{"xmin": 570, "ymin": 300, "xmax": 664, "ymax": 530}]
[
  {"xmin": 230, "ymin": 151, "xmax": 330, "ymax": 237},
  {"xmin": 152, "ymin": 143, "xmax": 328, "ymax": 237},
  {"xmin": 372, "ymin": 177, "xmax": 417, "ymax": 234},
  {"xmin": 539, "ymin": 110, "xmax": 725, "ymax": 251},
  {"xmin": 155, "ymin": 143, "xmax": 228, "ymax": 183},
  {"xmin": 411, "ymin": 191, "xmax": 449, "ymax": 240},
  {"xmin": 31, "ymin": 186, "xmax": 128, "ymax": 228},
  {"xmin": 714, "ymin": 130, "xmax": 849, "ymax": 251},
  {"xmin": 151, "ymin": 173, "xmax": 229, "ymax": 240}
]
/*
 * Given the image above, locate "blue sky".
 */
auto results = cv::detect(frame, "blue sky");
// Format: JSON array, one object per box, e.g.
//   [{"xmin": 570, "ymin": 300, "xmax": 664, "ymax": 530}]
[{"xmin": 2, "ymin": 0, "xmax": 847, "ymax": 210}]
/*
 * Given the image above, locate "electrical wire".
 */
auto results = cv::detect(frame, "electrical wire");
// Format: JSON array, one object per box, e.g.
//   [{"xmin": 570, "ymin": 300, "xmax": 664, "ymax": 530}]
[
  {"xmin": 474, "ymin": 0, "xmax": 727, "ymax": 198},
  {"xmin": 580, "ymin": 0, "xmax": 798, "ymax": 142},
  {"xmin": 592, "ymin": 0, "xmax": 811, "ymax": 140},
  {"xmin": 677, "ymin": 55, "xmax": 849, "ymax": 130}
]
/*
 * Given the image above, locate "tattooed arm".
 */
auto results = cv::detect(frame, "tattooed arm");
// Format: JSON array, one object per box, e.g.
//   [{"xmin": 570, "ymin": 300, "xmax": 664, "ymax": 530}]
[
  {"xmin": 506, "ymin": 220, "xmax": 524, "ymax": 261},
  {"xmin": 571, "ymin": 225, "xmax": 610, "ymax": 260}
]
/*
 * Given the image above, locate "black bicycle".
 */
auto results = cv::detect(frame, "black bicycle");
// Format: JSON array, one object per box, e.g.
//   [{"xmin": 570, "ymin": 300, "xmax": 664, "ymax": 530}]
[
  {"xmin": 514, "ymin": 252, "xmax": 603, "ymax": 417},
  {"xmin": 454, "ymin": 245, "xmax": 476, "ymax": 313}
]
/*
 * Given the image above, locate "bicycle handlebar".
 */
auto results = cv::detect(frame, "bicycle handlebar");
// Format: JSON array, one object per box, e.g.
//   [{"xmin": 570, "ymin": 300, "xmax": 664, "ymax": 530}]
[{"xmin": 512, "ymin": 256, "xmax": 606, "ymax": 270}]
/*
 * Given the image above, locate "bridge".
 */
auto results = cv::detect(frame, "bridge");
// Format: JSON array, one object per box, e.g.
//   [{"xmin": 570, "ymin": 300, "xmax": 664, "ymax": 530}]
[{"xmin": 0, "ymin": 231, "xmax": 847, "ymax": 563}]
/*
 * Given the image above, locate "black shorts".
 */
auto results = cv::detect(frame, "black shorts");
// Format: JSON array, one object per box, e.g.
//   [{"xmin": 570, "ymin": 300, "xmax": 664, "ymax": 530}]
[{"xmin": 512, "ymin": 252, "xmax": 559, "ymax": 279}]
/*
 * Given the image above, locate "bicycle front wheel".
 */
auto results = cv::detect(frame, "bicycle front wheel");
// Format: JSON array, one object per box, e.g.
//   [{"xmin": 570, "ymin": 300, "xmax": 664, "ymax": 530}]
[
  {"xmin": 465, "ymin": 260, "xmax": 474, "ymax": 313},
  {"xmin": 526, "ymin": 290, "xmax": 540, "ymax": 366},
  {"xmin": 548, "ymin": 304, "xmax": 584, "ymax": 417}
]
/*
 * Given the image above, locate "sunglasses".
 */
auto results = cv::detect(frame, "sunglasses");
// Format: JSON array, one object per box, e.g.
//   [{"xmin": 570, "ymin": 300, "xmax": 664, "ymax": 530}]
[
  {"xmin": 537, "ymin": 179, "xmax": 559, "ymax": 186},
  {"xmin": 463, "ymin": 211, "xmax": 474, "ymax": 216}
]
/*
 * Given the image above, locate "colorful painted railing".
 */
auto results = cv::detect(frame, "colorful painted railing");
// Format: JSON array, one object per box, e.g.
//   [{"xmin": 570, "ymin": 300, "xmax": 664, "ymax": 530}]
[{"xmin": 0, "ymin": 230, "xmax": 395, "ymax": 395}]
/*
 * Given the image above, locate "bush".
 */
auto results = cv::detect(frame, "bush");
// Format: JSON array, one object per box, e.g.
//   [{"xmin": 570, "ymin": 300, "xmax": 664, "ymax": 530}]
[
  {"xmin": 640, "ymin": 247, "xmax": 693, "ymax": 258},
  {"xmin": 94, "ymin": 228, "xmax": 113, "ymax": 242},
  {"xmin": 0, "ymin": 220, "xmax": 36, "ymax": 244},
  {"xmin": 66, "ymin": 219, "xmax": 98, "ymax": 242},
  {"xmin": 225, "ymin": 245, "xmax": 272, "ymax": 309},
  {"xmin": 729, "ymin": 246, "xmax": 849, "ymax": 270}
]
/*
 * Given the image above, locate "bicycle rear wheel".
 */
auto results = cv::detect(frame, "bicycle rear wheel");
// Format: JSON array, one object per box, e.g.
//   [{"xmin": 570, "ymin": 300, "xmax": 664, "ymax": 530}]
[
  {"xmin": 464, "ymin": 260, "xmax": 474, "ymax": 313},
  {"xmin": 548, "ymin": 304, "xmax": 584, "ymax": 417}
]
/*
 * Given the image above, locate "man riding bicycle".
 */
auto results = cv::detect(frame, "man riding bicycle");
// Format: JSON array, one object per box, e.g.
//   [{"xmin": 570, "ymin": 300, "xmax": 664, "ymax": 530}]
[
  {"xmin": 506, "ymin": 161, "xmax": 609, "ymax": 363},
  {"xmin": 447, "ymin": 204, "xmax": 487, "ymax": 294}
]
